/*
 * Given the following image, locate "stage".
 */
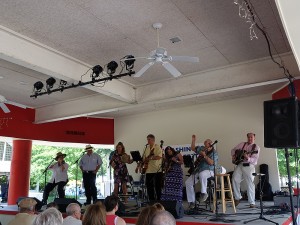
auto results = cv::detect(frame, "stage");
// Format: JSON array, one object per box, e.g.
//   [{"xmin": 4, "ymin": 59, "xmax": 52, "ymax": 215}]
[{"xmin": 0, "ymin": 200, "xmax": 298, "ymax": 225}]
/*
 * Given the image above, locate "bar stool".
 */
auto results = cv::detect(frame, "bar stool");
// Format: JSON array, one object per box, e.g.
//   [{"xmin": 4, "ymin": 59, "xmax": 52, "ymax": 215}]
[{"xmin": 213, "ymin": 174, "xmax": 236, "ymax": 213}]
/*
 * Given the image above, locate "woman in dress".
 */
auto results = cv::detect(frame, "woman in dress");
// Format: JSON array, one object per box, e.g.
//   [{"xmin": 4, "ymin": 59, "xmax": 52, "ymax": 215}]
[
  {"xmin": 161, "ymin": 146, "xmax": 183, "ymax": 202},
  {"xmin": 110, "ymin": 142, "xmax": 133, "ymax": 201}
]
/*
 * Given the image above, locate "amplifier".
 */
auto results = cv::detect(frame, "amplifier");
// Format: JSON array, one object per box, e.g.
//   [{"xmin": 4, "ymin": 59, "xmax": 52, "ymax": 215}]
[{"xmin": 274, "ymin": 195, "xmax": 298, "ymax": 207}]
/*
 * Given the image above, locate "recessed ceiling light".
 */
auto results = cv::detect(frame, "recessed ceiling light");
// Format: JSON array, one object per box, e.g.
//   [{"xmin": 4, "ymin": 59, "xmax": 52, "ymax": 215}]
[{"xmin": 169, "ymin": 36, "xmax": 182, "ymax": 43}]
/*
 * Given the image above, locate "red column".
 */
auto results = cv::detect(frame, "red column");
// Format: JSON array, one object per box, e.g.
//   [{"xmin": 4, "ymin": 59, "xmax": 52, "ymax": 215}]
[{"xmin": 8, "ymin": 139, "xmax": 32, "ymax": 205}]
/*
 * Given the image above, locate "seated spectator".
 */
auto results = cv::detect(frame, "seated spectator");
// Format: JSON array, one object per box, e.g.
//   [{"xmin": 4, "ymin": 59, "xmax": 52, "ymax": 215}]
[
  {"xmin": 47, "ymin": 202, "xmax": 59, "ymax": 209},
  {"xmin": 104, "ymin": 195, "xmax": 126, "ymax": 225},
  {"xmin": 152, "ymin": 203, "xmax": 165, "ymax": 211},
  {"xmin": 150, "ymin": 210, "xmax": 176, "ymax": 225},
  {"xmin": 82, "ymin": 203, "xmax": 106, "ymax": 225},
  {"xmin": 32, "ymin": 207, "xmax": 63, "ymax": 225},
  {"xmin": 135, "ymin": 206, "xmax": 159, "ymax": 225},
  {"xmin": 8, "ymin": 198, "xmax": 37, "ymax": 225},
  {"xmin": 63, "ymin": 203, "xmax": 82, "ymax": 225}
]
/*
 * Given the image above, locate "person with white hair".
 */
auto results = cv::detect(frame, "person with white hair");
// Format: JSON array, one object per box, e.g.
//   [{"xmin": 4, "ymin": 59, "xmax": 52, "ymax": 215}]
[
  {"xmin": 63, "ymin": 203, "xmax": 82, "ymax": 225},
  {"xmin": 8, "ymin": 198, "xmax": 37, "ymax": 225},
  {"xmin": 32, "ymin": 207, "xmax": 63, "ymax": 225},
  {"xmin": 150, "ymin": 210, "xmax": 176, "ymax": 225}
]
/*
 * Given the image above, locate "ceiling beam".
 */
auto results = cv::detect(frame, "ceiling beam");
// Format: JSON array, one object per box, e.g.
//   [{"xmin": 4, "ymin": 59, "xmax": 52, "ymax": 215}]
[{"xmin": 0, "ymin": 25, "xmax": 135, "ymax": 103}]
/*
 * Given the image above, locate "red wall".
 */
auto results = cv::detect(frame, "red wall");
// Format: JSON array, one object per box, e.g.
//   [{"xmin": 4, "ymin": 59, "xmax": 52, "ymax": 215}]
[
  {"xmin": 272, "ymin": 80, "xmax": 300, "ymax": 100},
  {"xmin": 0, "ymin": 104, "xmax": 114, "ymax": 144}
]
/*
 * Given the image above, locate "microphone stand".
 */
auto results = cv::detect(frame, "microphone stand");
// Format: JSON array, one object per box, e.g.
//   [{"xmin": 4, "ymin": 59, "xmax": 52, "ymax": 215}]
[
  {"xmin": 243, "ymin": 173, "xmax": 278, "ymax": 225},
  {"xmin": 72, "ymin": 151, "xmax": 86, "ymax": 200},
  {"xmin": 42, "ymin": 159, "xmax": 55, "ymax": 193}
]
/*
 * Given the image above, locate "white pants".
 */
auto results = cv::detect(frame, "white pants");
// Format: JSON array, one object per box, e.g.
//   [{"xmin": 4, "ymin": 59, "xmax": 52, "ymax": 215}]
[
  {"xmin": 232, "ymin": 163, "xmax": 255, "ymax": 204},
  {"xmin": 185, "ymin": 170, "xmax": 214, "ymax": 203}
]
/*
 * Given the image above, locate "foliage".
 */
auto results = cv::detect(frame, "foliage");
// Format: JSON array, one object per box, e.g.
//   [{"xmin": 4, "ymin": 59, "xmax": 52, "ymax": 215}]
[
  {"xmin": 30, "ymin": 145, "xmax": 113, "ymax": 190},
  {"xmin": 277, "ymin": 148, "xmax": 300, "ymax": 178}
]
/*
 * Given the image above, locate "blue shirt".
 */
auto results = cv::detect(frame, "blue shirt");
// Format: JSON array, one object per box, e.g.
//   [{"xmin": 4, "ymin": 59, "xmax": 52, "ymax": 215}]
[
  {"xmin": 79, "ymin": 152, "xmax": 102, "ymax": 171},
  {"xmin": 195, "ymin": 146, "xmax": 218, "ymax": 172}
]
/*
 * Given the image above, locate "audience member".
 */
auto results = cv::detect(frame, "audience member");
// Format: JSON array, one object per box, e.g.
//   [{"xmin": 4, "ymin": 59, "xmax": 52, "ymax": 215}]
[
  {"xmin": 152, "ymin": 203, "xmax": 165, "ymax": 211},
  {"xmin": 63, "ymin": 203, "xmax": 82, "ymax": 225},
  {"xmin": 32, "ymin": 207, "xmax": 63, "ymax": 225},
  {"xmin": 8, "ymin": 198, "xmax": 37, "ymax": 225},
  {"xmin": 82, "ymin": 203, "xmax": 106, "ymax": 225},
  {"xmin": 135, "ymin": 205, "xmax": 159, "ymax": 225},
  {"xmin": 46, "ymin": 202, "xmax": 59, "ymax": 209},
  {"xmin": 104, "ymin": 195, "xmax": 126, "ymax": 225},
  {"xmin": 150, "ymin": 210, "xmax": 176, "ymax": 225}
]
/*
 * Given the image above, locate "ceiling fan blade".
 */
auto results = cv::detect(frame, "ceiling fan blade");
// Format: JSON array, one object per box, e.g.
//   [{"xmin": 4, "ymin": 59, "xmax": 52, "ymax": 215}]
[
  {"xmin": 0, "ymin": 103, "xmax": 10, "ymax": 113},
  {"xmin": 162, "ymin": 62, "xmax": 181, "ymax": 77},
  {"xmin": 134, "ymin": 62, "xmax": 154, "ymax": 77},
  {"xmin": 6, "ymin": 100, "xmax": 27, "ymax": 109},
  {"xmin": 169, "ymin": 56, "xmax": 199, "ymax": 63}
]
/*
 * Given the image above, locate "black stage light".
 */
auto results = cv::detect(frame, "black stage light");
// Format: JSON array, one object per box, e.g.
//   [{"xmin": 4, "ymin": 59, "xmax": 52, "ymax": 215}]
[
  {"xmin": 124, "ymin": 55, "xmax": 135, "ymax": 70},
  {"xmin": 107, "ymin": 61, "xmax": 118, "ymax": 75},
  {"xmin": 92, "ymin": 65, "xmax": 103, "ymax": 78},
  {"xmin": 60, "ymin": 80, "xmax": 67, "ymax": 86},
  {"xmin": 46, "ymin": 77, "xmax": 56, "ymax": 89},
  {"xmin": 33, "ymin": 81, "xmax": 44, "ymax": 92}
]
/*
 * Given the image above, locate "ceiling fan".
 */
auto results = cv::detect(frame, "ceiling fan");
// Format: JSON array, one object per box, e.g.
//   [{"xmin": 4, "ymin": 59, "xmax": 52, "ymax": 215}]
[
  {"xmin": 0, "ymin": 95, "xmax": 27, "ymax": 113},
  {"xmin": 126, "ymin": 23, "xmax": 199, "ymax": 78}
]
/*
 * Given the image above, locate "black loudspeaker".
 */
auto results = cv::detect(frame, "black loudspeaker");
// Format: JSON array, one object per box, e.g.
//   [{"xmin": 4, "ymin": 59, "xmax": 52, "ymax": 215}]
[
  {"xmin": 264, "ymin": 97, "xmax": 300, "ymax": 148},
  {"xmin": 159, "ymin": 201, "xmax": 184, "ymax": 219},
  {"xmin": 17, "ymin": 197, "xmax": 43, "ymax": 211},
  {"xmin": 54, "ymin": 198, "xmax": 82, "ymax": 213}
]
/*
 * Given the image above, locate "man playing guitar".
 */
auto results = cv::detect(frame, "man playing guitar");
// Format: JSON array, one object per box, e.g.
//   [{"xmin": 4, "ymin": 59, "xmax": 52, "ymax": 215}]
[
  {"xmin": 143, "ymin": 134, "xmax": 163, "ymax": 201},
  {"xmin": 185, "ymin": 135, "xmax": 218, "ymax": 209},
  {"xmin": 231, "ymin": 132, "xmax": 260, "ymax": 208}
]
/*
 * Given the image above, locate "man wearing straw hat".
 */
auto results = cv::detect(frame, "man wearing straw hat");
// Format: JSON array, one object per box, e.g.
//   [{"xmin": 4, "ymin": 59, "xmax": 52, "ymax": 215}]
[
  {"xmin": 42, "ymin": 152, "xmax": 69, "ymax": 205},
  {"xmin": 80, "ymin": 144, "xmax": 102, "ymax": 205}
]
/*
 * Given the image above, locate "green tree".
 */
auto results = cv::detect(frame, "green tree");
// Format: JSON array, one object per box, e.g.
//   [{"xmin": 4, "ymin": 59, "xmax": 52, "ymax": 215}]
[
  {"xmin": 30, "ymin": 145, "xmax": 113, "ymax": 190},
  {"xmin": 277, "ymin": 148, "xmax": 299, "ymax": 179}
]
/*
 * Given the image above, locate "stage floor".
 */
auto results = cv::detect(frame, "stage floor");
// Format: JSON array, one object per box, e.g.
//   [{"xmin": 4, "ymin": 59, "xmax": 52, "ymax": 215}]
[{"xmin": 0, "ymin": 199, "xmax": 298, "ymax": 225}]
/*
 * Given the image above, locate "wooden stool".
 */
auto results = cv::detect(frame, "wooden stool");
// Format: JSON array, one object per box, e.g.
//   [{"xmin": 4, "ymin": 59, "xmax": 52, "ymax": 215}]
[{"xmin": 213, "ymin": 174, "xmax": 236, "ymax": 213}]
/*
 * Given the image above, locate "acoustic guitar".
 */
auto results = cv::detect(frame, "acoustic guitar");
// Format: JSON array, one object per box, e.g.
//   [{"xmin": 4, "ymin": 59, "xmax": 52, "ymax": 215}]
[{"xmin": 233, "ymin": 149, "xmax": 258, "ymax": 165}]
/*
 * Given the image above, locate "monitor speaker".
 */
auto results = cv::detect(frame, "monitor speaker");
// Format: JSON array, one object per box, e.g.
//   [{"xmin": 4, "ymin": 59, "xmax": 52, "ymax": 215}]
[
  {"xmin": 264, "ymin": 97, "xmax": 300, "ymax": 148},
  {"xmin": 17, "ymin": 197, "xmax": 43, "ymax": 211},
  {"xmin": 158, "ymin": 200, "xmax": 184, "ymax": 219},
  {"xmin": 54, "ymin": 198, "xmax": 82, "ymax": 213}
]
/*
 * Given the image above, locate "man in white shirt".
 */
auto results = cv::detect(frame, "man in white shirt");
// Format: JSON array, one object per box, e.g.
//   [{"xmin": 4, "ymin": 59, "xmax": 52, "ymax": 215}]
[
  {"xmin": 42, "ymin": 152, "xmax": 69, "ymax": 205},
  {"xmin": 63, "ymin": 203, "xmax": 82, "ymax": 225},
  {"xmin": 79, "ymin": 144, "xmax": 102, "ymax": 205},
  {"xmin": 8, "ymin": 198, "xmax": 37, "ymax": 225}
]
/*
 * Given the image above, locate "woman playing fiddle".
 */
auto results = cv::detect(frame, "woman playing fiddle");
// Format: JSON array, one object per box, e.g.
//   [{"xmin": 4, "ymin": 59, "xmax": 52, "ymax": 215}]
[
  {"xmin": 161, "ymin": 146, "xmax": 184, "ymax": 202},
  {"xmin": 110, "ymin": 142, "xmax": 133, "ymax": 202}
]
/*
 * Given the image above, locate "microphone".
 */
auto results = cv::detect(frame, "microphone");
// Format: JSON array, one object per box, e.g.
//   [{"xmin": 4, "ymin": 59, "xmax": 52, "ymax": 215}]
[
  {"xmin": 210, "ymin": 140, "xmax": 218, "ymax": 147},
  {"xmin": 252, "ymin": 173, "xmax": 265, "ymax": 176}
]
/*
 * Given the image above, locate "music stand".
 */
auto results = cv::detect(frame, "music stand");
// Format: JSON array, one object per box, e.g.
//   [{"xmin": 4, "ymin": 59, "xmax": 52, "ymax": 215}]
[{"xmin": 130, "ymin": 151, "xmax": 142, "ymax": 162}]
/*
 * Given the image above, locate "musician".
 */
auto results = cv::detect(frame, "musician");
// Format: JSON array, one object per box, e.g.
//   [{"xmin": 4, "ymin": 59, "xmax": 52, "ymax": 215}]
[
  {"xmin": 143, "ymin": 134, "xmax": 163, "ymax": 201},
  {"xmin": 161, "ymin": 146, "xmax": 183, "ymax": 202},
  {"xmin": 80, "ymin": 144, "xmax": 102, "ymax": 205},
  {"xmin": 231, "ymin": 132, "xmax": 260, "ymax": 208},
  {"xmin": 110, "ymin": 142, "xmax": 133, "ymax": 202},
  {"xmin": 42, "ymin": 152, "xmax": 68, "ymax": 205},
  {"xmin": 185, "ymin": 135, "xmax": 218, "ymax": 209}
]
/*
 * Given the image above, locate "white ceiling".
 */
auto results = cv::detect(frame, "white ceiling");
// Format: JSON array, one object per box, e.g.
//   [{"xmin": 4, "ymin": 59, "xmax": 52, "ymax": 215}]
[{"xmin": 0, "ymin": 0, "xmax": 299, "ymax": 122}]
